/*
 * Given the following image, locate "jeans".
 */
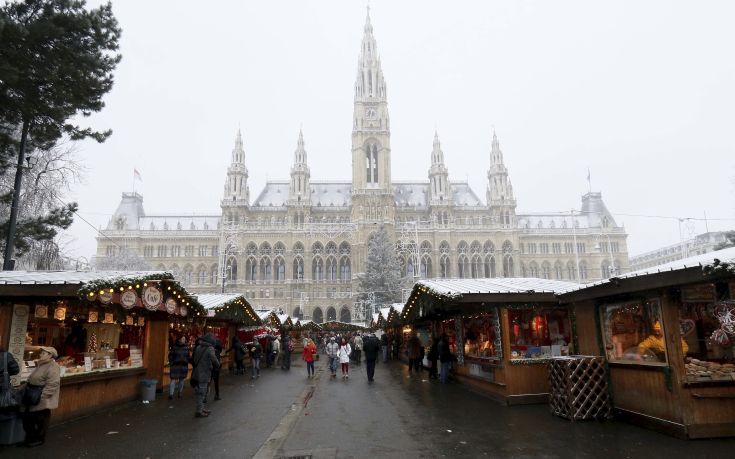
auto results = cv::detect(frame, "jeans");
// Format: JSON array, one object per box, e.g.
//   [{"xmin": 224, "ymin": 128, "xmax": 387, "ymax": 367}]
[
  {"xmin": 22, "ymin": 409, "xmax": 51, "ymax": 444},
  {"xmin": 366, "ymin": 359, "xmax": 376, "ymax": 381},
  {"xmin": 169, "ymin": 377, "xmax": 185, "ymax": 397},
  {"xmin": 440, "ymin": 361, "xmax": 450, "ymax": 383},
  {"xmin": 381, "ymin": 345, "xmax": 388, "ymax": 363},
  {"xmin": 306, "ymin": 360, "xmax": 315, "ymax": 376},
  {"xmin": 195, "ymin": 382, "xmax": 209, "ymax": 414},
  {"xmin": 328, "ymin": 356, "xmax": 338, "ymax": 374},
  {"xmin": 252, "ymin": 358, "xmax": 261, "ymax": 377}
]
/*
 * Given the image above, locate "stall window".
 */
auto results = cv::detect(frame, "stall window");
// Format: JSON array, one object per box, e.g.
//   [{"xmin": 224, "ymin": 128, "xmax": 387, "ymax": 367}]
[
  {"xmin": 679, "ymin": 284, "xmax": 735, "ymax": 382},
  {"xmin": 439, "ymin": 319, "xmax": 458, "ymax": 354},
  {"xmin": 600, "ymin": 299, "xmax": 667, "ymax": 365},
  {"xmin": 508, "ymin": 308, "xmax": 572, "ymax": 360},
  {"xmin": 462, "ymin": 310, "xmax": 501, "ymax": 361}
]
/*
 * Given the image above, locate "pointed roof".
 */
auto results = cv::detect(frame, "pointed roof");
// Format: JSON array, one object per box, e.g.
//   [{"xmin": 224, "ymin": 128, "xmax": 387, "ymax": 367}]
[
  {"xmin": 231, "ymin": 128, "xmax": 245, "ymax": 164},
  {"xmin": 293, "ymin": 128, "xmax": 307, "ymax": 165}
]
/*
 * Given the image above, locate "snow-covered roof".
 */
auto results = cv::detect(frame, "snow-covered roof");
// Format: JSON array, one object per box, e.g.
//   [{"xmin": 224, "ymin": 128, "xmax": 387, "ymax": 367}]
[
  {"xmin": 393, "ymin": 181, "xmax": 483, "ymax": 208},
  {"xmin": 0, "ymin": 270, "xmax": 169, "ymax": 285},
  {"xmin": 197, "ymin": 293, "xmax": 244, "ymax": 310},
  {"xmin": 414, "ymin": 278, "xmax": 580, "ymax": 299},
  {"xmin": 516, "ymin": 214, "xmax": 589, "ymax": 230},
  {"xmin": 138, "ymin": 215, "xmax": 220, "ymax": 232},
  {"xmin": 379, "ymin": 307, "xmax": 392, "ymax": 319}
]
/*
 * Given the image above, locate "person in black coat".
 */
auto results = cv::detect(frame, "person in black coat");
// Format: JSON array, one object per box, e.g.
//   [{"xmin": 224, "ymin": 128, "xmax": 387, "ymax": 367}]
[
  {"xmin": 228, "ymin": 336, "xmax": 246, "ymax": 375},
  {"xmin": 281, "ymin": 334, "xmax": 292, "ymax": 370},
  {"xmin": 0, "ymin": 348, "xmax": 20, "ymax": 421},
  {"xmin": 438, "ymin": 333, "xmax": 452, "ymax": 384},
  {"xmin": 168, "ymin": 336, "xmax": 190, "ymax": 400},
  {"xmin": 427, "ymin": 337, "xmax": 439, "ymax": 379},
  {"xmin": 362, "ymin": 334, "xmax": 381, "ymax": 383},
  {"xmin": 209, "ymin": 339, "xmax": 223, "ymax": 401}
]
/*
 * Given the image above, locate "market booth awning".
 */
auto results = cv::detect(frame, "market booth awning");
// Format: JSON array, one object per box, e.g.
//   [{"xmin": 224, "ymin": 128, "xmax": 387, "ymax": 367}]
[
  {"xmin": 386, "ymin": 303, "xmax": 404, "ymax": 326},
  {"xmin": 0, "ymin": 270, "xmax": 203, "ymax": 425},
  {"xmin": 297, "ymin": 319, "xmax": 322, "ymax": 331},
  {"xmin": 197, "ymin": 293, "xmax": 261, "ymax": 326},
  {"xmin": 321, "ymin": 320, "xmax": 367, "ymax": 332}
]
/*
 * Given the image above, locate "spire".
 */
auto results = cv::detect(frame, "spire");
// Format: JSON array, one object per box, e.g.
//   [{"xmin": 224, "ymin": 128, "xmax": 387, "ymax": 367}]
[
  {"xmin": 431, "ymin": 130, "xmax": 444, "ymax": 165},
  {"xmin": 365, "ymin": 4, "xmax": 372, "ymax": 33},
  {"xmin": 293, "ymin": 128, "xmax": 307, "ymax": 165},
  {"xmin": 354, "ymin": 4, "xmax": 386, "ymax": 101},
  {"xmin": 232, "ymin": 128, "xmax": 245, "ymax": 164},
  {"xmin": 289, "ymin": 128, "xmax": 311, "ymax": 204},
  {"xmin": 490, "ymin": 128, "xmax": 504, "ymax": 166}
]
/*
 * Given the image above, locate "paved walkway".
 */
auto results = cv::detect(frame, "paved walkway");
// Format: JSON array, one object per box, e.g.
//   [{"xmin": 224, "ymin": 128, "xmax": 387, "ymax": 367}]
[{"xmin": 2, "ymin": 359, "xmax": 735, "ymax": 458}]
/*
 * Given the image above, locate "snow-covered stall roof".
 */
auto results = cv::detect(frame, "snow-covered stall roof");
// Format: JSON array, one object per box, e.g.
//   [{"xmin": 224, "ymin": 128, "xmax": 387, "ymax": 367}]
[
  {"xmin": 414, "ymin": 278, "xmax": 580, "ymax": 300},
  {"xmin": 197, "ymin": 293, "xmax": 261, "ymax": 325},
  {"xmin": 0, "ymin": 270, "xmax": 169, "ymax": 285}
]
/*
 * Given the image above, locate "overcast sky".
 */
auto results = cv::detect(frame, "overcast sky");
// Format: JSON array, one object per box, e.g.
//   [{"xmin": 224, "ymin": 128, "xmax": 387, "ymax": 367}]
[{"xmin": 65, "ymin": 0, "xmax": 735, "ymax": 261}]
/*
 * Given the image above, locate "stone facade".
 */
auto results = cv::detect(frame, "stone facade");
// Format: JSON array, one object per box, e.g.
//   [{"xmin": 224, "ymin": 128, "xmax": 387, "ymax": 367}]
[{"xmin": 96, "ymin": 10, "xmax": 630, "ymax": 323}]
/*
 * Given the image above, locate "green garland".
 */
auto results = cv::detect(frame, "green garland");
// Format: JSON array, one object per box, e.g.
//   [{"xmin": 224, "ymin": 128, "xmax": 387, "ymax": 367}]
[
  {"xmin": 77, "ymin": 272, "xmax": 204, "ymax": 315},
  {"xmin": 211, "ymin": 297, "xmax": 260, "ymax": 325}
]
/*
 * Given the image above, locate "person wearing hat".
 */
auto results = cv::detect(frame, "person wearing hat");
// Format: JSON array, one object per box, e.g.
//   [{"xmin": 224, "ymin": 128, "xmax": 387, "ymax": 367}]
[
  {"xmin": 637, "ymin": 320, "xmax": 688, "ymax": 361},
  {"xmin": 20, "ymin": 346, "xmax": 60, "ymax": 447}
]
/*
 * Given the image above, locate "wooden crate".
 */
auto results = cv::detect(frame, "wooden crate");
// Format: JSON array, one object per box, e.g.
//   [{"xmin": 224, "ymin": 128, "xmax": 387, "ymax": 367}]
[{"xmin": 548, "ymin": 355, "xmax": 612, "ymax": 421}]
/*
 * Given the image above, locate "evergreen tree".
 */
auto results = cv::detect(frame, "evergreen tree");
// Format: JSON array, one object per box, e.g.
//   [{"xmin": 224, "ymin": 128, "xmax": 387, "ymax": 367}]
[
  {"xmin": 0, "ymin": 0, "xmax": 121, "ymax": 267},
  {"xmin": 358, "ymin": 225, "xmax": 402, "ymax": 310}
]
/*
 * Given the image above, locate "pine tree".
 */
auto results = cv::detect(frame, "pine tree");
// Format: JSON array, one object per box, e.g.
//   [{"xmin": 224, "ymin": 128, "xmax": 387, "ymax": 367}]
[
  {"xmin": 0, "ymin": 0, "xmax": 122, "ymax": 267},
  {"xmin": 358, "ymin": 225, "xmax": 402, "ymax": 311}
]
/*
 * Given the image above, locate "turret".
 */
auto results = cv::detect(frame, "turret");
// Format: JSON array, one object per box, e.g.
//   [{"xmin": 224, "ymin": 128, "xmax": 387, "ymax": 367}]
[
  {"xmin": 428, "ymin": 131, "xmax": 452, "ymax": 206},
  {"xmin": 288, "ymin": 128, "xmax": 311, "ymax": 205},
  {"xmin": 486, "ymin": 130, "xmax": 516, "ymax": 227},
  {"xmin": 221, "ymin": 129, "xmax": 250, "ymax": 212}
]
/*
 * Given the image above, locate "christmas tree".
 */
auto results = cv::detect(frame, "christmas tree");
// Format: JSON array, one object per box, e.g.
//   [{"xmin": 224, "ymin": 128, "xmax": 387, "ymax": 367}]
[{"xmin": 87, "ymin": 331, "xmax": 98, "ymax": 353}]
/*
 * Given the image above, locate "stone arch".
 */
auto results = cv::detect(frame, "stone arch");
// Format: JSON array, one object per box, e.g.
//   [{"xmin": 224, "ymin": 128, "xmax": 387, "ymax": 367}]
[
  {"xmin": 196, "ymin": 264, "xmax": 207, "ymax": 284},
  {"xmin": 312, "ymin": 256, "xmax": 324, "ymax": 281},
  {"xmin": 312, "ymin": 307, "xmax": 324, "ymax": 324},
  {"xmin": 293, "ymin": 256, "xmax": 304, "ymax": 280},
  {"xmin": 483, "ymin": 241, "xmax": 495, "ymax": 254},
  {"xmin": 292, "ymin": 306, "xmax": 303, "ymax": 320},
  {"xmin": 274, "ymin": 241, "xmax": 286, "ymax": 255},
  {"xmin": 484, "ymin": 255, "xmax": 496, "ymax": 277},
  {"xmin": 326, "ymin": 255, "xmax": 337, "ymax": 281},
  {"xmin": 340, "ymin": 305, "xmax": 351, "ymax": 323},
  {"xmin": 327, "ymin": 306, "xmax": 337, "ymax": 321},
  {"xmin": 259, "ymin": 241, "xmax": 272, "ymax": 255},
  {"xmin": 439, "ymin": 240, "xmax": 450, "ymax": 254},
  {"xmin": 457, "ymin": 240, "xmax": 469, "ymax": 254},
  {"xmin": 541, "ymin": 261, "xmax": 551, "ymax": 279},
  {"xmin": 470, "ymin": 240, "xmax": 481, "ymax": 253},
  {"xmin": 245, "ymin": 256, "xmax": 257, "ymax": 281},
  {"xmin": 274, "ymin": 256, "xmax": 286, "ymax": 281},
  {"xmin": 420, "ymin": 240, "xmax": 432, "ymax": 254},
  {"xmin": 339, "ymin": 241, "xmax": 351, "ymax": 255},
  {"xmin": 312, "ymin": 241, "xmax": 324, "ymax": 255},
  {"xmin": 246, "ymin": 241, "xmax": 257, "ymax": 255},
  {"xmin": 325, "ymin": 241, "xmax": 338, "ymax": 255},
  {"xmin": 420, "ymin": 255, "xmax": 432, "ymax": 278},
  {"xmin": 293, "ymin": 241, "xmax": 305, "ymax": 255}
]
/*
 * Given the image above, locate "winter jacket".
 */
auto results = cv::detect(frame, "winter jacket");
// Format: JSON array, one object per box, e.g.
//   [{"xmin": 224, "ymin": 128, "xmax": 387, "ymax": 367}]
[
  {"xmin": 302, "ymin": 343, "xmax": 317, "ymax": 363},
  {"xmin": 0, "ymin": 351, "xmax": 20, "ymax": 378},
  {"xmin": 353, "ymin": 335, "xmax": 363, "ymax": 350},
  {"xmin": 272, "ymin": 339, "xmax": 281, "ymax": 354},
  {"xmin": 168, "ymin": 343, "xmax": 190, "ymax": 380},
  {"xmin": 380, "ymin": 334, "xmax": 388, "ymax": 346},
  {"xmin": 325, "ymin": 341, "xmax": 339, "ymax": 358},
  {"xmin": 338, "ymin": 344, "xmax": 352, "ymax": 364},
  {"xmin": 228, "ymin": 338, "xmax": 246, "ymax": 360},
  {"xmin": 428, "ymin": 341, "xmax": 439, "ymax": 362},
  {"xmin": 192, "ymin": 334, "xmax": 220, "ymax": 384},
  {"xmin": 407, "ymin": 336, "xmax": 422, "ymax": 359},
  {"xmin": 363, "ymin": 336, "xmax": 381, "ymax": 361},
  {"xmin": 438, "ymin": 337, "xmax": 452, "ymax": 363},
  {"xmin": 27, "ymin": 358, "xmax": 61, "ymax": 412},
  {"xmin": 250, "ymin": 342, "xmax": 263, "ymax": 360}
]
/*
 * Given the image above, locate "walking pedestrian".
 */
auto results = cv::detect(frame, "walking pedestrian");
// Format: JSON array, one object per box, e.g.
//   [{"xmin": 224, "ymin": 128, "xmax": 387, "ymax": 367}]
[
  {"xmin": 19, "ymin": 346, "xmax": 60, "ymax": 447},
  {"xmin": 168, "ymin": 336, "xmax": 189, "ymax": 400},
  {"xmin": 281, "ymin": 334, "xmax": 292, "ymax": 370},
  {"xmin": 363, "ymin": 333, "xmax": 381, "ymax": 382},
  {"xmin": 272, "ymin": 335, "xmax": 281, "ymax": 368},
  {"xmin": 407, "ymin": 332, "xmax": 422, "ymax": 376},
  {"xmin": 210, "ymin": 338, "xmax": 223, "ymax": 401},
  {"xmin": 428, "ymin": 336, "xmax": 439, "ymax": 380},
  {"xmin": 380, "ymin": 333, "xmax": 388, "ymax": 363},
  {"xmin": 191, "ymin": 333, "xmax": 219, "ymax": 417},
  {"xmin": 353, "ymin": 333, "xmax": 363, "ymax": 365},
  {"xmin": 249, "ymin": 339, "xmax": 262, "ymax": 379},
  {"xmin": 302, "ymin": 338, "xmax": 317, "ymax": 378},
  {"xmin": 266, "ymin": 336, "xmax": 276, "ymax": 368},
  {"xmin": 338, "ymin": 337, "xmax": 352, "ymax": 379},
  {"xmin": 325, "ymin": 336, "xmax": 339, "ymax": 378},
  {"xmin": 438, "ymin": 333, "xmax": 451, "ymax": 384},
  {"xmin": 228, "ymin": 336, "xmax": 246, "ymax": 375}
]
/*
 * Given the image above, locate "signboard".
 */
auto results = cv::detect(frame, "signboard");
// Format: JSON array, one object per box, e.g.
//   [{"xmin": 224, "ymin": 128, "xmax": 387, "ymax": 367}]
[
  {"xmin": 8, "ymin": 304, "xmax": 30, "ymax": 386},
  {"xmin": 88, "ymin": 310, "xmax": 99, "ymax": 323},
  {"xmin": 121, "ymin": 290, "xmax": 137, "ymax": 309},
  {"xmin": 103, "ymin": 312, "xmax": 114, "ymax": 324},
  {"xmin": 681, "ymin": 284, "xmax": 716, "ymax": 303},
  {"xmin": 99, "ymin": 290, "xmax": 113, "ymax": 304},
  {"xmin": 54, "ymin": 306, "xmax": 66, "ymax": 321},
  {"xmin": 34, "ymin": 305, "xmax": 48, "ymax": 319},
  {"xmin": 142, "ymin": 286, "xmax": 162, "ymax": 311},
  {"xmin": 165, "ymin": 297, "xmax": 177, "ymax": 314}
]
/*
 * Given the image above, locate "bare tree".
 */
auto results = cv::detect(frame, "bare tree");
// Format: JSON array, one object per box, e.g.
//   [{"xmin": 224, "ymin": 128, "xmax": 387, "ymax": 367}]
[{"xmin": 94, "ymin": 248, "xmax": 151, "ymax": 272}]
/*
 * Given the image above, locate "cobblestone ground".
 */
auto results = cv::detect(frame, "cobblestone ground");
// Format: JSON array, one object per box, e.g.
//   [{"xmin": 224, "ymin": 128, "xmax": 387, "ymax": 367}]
[{"xmin": 2, "ymin": 359, "xmax": 735, "ymax": 458}]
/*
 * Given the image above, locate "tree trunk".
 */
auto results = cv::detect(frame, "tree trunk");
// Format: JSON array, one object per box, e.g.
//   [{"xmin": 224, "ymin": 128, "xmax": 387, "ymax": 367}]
[{"xmin": 3, "ymin": 119, "xmax": 30, "ymax": 270}]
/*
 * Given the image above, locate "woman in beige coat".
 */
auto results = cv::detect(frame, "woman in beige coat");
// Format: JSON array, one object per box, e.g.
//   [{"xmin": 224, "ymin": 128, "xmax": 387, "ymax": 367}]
[{"xmin": 21, "ymin": 346, "xmax": 60, "ymax": 448}]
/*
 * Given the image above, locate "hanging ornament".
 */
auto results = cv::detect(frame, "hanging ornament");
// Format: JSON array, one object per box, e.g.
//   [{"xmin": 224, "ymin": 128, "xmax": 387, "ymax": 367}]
[{"xmin": 88, "ymin": 332, "xmax": 98, "ymax": 353}]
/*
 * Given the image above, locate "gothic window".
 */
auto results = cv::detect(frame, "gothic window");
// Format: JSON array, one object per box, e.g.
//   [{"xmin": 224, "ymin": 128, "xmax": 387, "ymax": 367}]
[
  {"xmin": 471, "ymin": 255, "xmax": 482, "ymax": 278},
  {"xmin": 326, "ymin": 256, "xmax": 337, "ymax": 281},
  {"xmin": 529, "ymin": 262, "xmax": 539, "ymax": 278},
  {"xmin": 502, "ymin": 241, "xmax": 513, "ymax": 254},
  {"xmin": 365, "ymin": 143, "xmax": 378, "ymax": 184},
  {"xmin": 458, "ymin": 255, "xmax": 470, "ymax": 279},
  {"xmin": 226, "ymin": 257, "xmax": 238, "ymax": 281},
  {"xmin": 420, "ymin": 255, "xmax": 432, "ymax": 278},
  {"xmin": 259, "ymin": 242, "xmax": 272, "ymax": 256},
  {"xmin": 542, "ymin": 262, "xmax": 551, "ymax": 279},
  {"xmin": 483, "ymin": 241, "xmax": 495, "ymax": 254},
  {"xmin": 274, "ymin": 242, "xmax": 286, "ymax": 255},
  {"xmin": 260, "ymin": 258, "xmax": 272, "ymax": 281},
  {"xmin": 554, "ymin": 262, "xmax": 564, "ymax": 280},
  {"xmin": 420, "ymin": 241, "xmax": 432, "ymax": 254},
  {"xmin": 440, "ymin": 255, "xmax": 450, "ymax": 278},
  {"xmin": 327, "ymin": 306, "xmax": 336, "ymax": 321},
  {"xmin": 197, "ymin": 265, "xmax": 207, "ymax": 284},
  {"xmin": 503, "ymin": 255, "xmax": 514, "ymax": 277},
  {"xmin": 293, "ymin": 242, "xmax": 304, "ymax": 255},
  {"xmin": 340, "ymin": 306, "xmax": 351, "ymax": 323},
  {"xmin": 520, "ymin": 263, "xmax": 527, "ymax": 277},
  {"xmin": 312, "ymin": 256, "xmax": 324, "ymax": 281},
  {"xmin": 275, "ymin": 257, "xmax": 286, "ymax": 281},
  {"xmin": 339, "ymin": 242, "xmax": 351, "ymax": 255},
  {"xmin": 312, "ymin": 242, "xmax": 323, "ymax": 255},
  {"xmin": 293, "ymin": 257, "xmax": 304, "ymax": 280},
  {"xmin": 326, "ymin": 242, "xmax": 337, "ymax": 255},
  {"xmin": 340, "ymin": 257, "xmax": 351, "ymax": 281},
  {"xmin": 484, "ymin": 255, "xmax": 496, "ymax": 278},
  {"xmin": 246, "ymin": 242, "xmax": 257, "ymax": 256},
  {"xmin": 457, "ymin": 241, "xmax": 469, "ymax": 254},
  {"xmin": 602, "ymin": 216, "xmax": 609, "ymax": 228},
  {"xmin": 579, "ymin": 262, "xmax": 588, "ymax": 280},
  {"xmin": 439, "ymin": 241, "xmax": 450, "ymax": 254},
  {"xmin": 406, "ymin": 258, "xmax": 415, "ymax": 279},
  {"xmin": 245, "ymin": 257, "xmax": 257, "ymax": 282},
  {"xmin": 171, "ymin": 246, "xmax": 181, "ymax": 257},
  {"xmin": 183, "ymin": 265, "xmax": 193, "ymax": 285},
  {"xmin": 470, "ymin": 241, "xmax": 481, "ymax": 253},
  {"xmin": 567, "ymin": 261, "xmax": 577, "ymax": 280}
]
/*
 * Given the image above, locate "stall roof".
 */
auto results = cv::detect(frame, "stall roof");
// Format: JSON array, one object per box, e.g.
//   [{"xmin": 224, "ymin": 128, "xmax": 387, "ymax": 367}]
[
  {"xmin": 197, "ymin": 293, "xmax": 244, "ymax": 310},
  {"xmin": 0, "ymin": 270, "xmax": 168, "ymax": 285},
  {"xmin": 415, "ymin": 278, "xmax": 580, "ymax": 299},
  {"xmin": 196, "ymin": 293, "xmax": 262, "ymax": 326}
]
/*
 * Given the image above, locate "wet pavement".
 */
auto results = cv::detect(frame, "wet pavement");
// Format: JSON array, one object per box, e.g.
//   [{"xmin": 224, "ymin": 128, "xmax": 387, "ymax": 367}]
[{"xmin": 2, "ymin": 359, "xmax": 735, "ymax": 458}]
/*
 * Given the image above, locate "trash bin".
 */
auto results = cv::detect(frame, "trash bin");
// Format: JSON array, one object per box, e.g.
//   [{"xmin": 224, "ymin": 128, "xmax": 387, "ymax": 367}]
[{"xmin": 139, "ymin": 379, "xmax": 158, "ymax": 402}]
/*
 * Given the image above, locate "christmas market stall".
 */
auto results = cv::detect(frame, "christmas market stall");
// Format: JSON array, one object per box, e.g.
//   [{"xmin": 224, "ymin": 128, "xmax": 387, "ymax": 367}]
[
  {"xmin": 559, "ymin": 247, "xmax": 735, "ymax": 438},
  {"xmin": 402, "ymin": 278, "xmax": 579, "ymax": 405},
  {"xmin": 194, "ymin": 293, "xmax": 262, "ymax": 373},
  {"xmin": 321, "ymin": 320, "xmax": 367, "ymax": 333},
  {"xmin": 0, "ymin": 270, "xmax": 203, "ymax": 424},
  {"xmin": 298, "ymin": 320, "xmax": 322, "ymax": 333}
]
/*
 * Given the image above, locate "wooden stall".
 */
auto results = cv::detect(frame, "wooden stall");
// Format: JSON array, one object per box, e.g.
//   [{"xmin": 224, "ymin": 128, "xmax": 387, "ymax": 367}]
[
  {"xmin": 402, "ymin": 278, "xmax": 579, "ymax": 405},
  {"xmin": 561, "ymin": 247, "xmax": 735, "ymax": 438},
  {"xmin": 0, "ymin": 270, "xmax": 203, "ymax": 425}
]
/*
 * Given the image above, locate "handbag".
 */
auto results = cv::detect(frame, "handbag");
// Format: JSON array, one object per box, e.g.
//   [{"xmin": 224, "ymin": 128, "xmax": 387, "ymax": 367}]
[
  {"xmin": 0, "ymin": 354, "xmax": 21, "ymax": 409},
  {"xmin": 22, "ymin": 383, "xmax": 43, "ymax": 407}
]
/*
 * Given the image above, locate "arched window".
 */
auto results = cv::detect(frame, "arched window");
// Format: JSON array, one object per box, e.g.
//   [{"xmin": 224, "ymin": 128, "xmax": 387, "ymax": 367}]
[
  {"xmin": 274, "ymin": 257, "xmax": 285, "ymax": 281},
  {"xmin": 520, "ymin": 262, "xmax": 527, "ymax": 277},
  {"xmin": 245, "ymin": 257, "xmax": 257, "ymax": 281},
  {"xmin": 483, "ymin": 241, "xmax": 495, "ymax": 254},
  {"xmin": 339, "ymin": 241, "xmax": 351, "ymax": 255},
  {"xmin": 439, "ymin": 241, "xmax": 450, "ymax": 254},
  {"xmin": 470, "ymin": 241, "xmax": 481, "ymax": 254},
  {"xmin": 541, "ymin": 262, "xmax": 551, "ymax": 279},
  {"xmin": 259, "ymin": 242, "xmax": 271, "ymax": 256},
  {"xmin": 312, "ymin": 242, "xmax": 323, "ymax": 255},
  {"xmin": 579, "ymin": 262, "xmax": 588, "ymax": 280},
  {"xmin": 420, "ymin": 255, "xmax": 432, "ymax": 278},
  {"xmin": 326, "ymin": 256, "xmax": 337, "ymax": 281},
  {"xmin": 457, "ymin": 240, "xmax": 469, "ymax": 254},
  {"xmin": 226, "ymin": 258, "xmax": 237, "ymax": 281},
  {"xmin": 340, "ymin": 306, "xmax": 351, "ymax": 323},
  {"xmin": 210, "ymin": 265, "xmax": 218, "ymax": 285},
  {"xmin": 529, "ymin": 262, "xmax": 539, "ymax": 278},
  {"xmin": 259, "ymin": 258, "xmax": 271, "ymax": 281},
  {"xmin": 503, "ymin": 255, "xmax": 513, "ymax": 277},
  {"xmin": 440, "ymin": 255, "xmax": 450, "ymax": 278},
  {"xmin": 274, "ymin": 242, "xmax": 286, "ymax": 255},
  {"xmin": 312, "ymin": 256, "xmax": 324, "ymax": 281},
  {"xmin": 292, "ymin": 307, "xmax": 303, "ymax": 320},
  {"xmin": 327, "ymin": 306, "xmax": 337, "ymax": 321},
  {"xmin": 406, "ymin": 258, "xmax": 415, "ymax": 278},
  {"xmin": 293, "ymin": 257, "xmax": 304, "ymax": 280},
  {"xmin": 312, "ymin": 307, "xmax": 324, "ymax": 324},
  {"xmin": 340, "ymin": 257, "xmax": 351, "ymax": 281},
  {"xmin": 420, "ymin": 241, "xmax": 432, "ymax": 254},
  {"xmin": 554, "ymin": 262, "xmax": 564, "ymax": 279},
  {"xmin": 246, "ymin": 242, "xmax": 257, "ymax": 256},
  {"xmin": 366, "ymin": 143, "xmax": 378, "ymax": 184},
  {"xmin": 567, "ymin": 261, "xmax": 577, "ymax": 280},
  {"xmin": 458, "ymin": 255, "xmax": 470, "ymax": 278},
  {"xmin": 484, "ymin": 255, "xmax": 496, "ymax": 277},
  {"xmin": 293, "ymin": 241, "xmax": 304, "ymax": 255},
  {"xmin": 471, "ymin": 255, "xmax": 482, "ymax": 278}
]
